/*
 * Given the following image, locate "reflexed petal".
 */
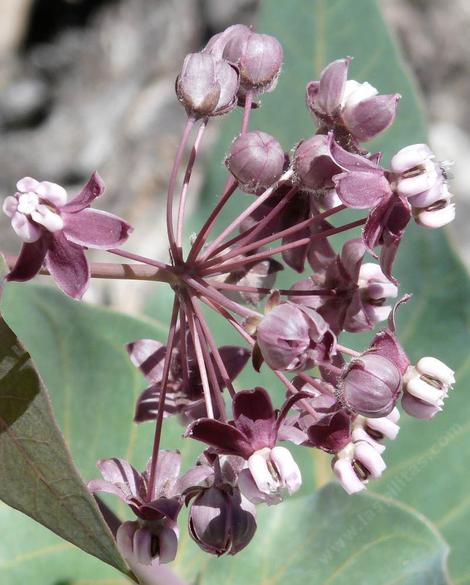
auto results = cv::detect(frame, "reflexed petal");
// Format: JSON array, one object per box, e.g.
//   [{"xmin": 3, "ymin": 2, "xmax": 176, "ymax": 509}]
[
  {"xmin": 307, "ymin": 411, "xmax": 352, "ymax": 453},
  {"xmin": 63, "ymin": 208, "xmax": 132, "ymax": 249},
  {"xmin": 370, "ymin": 330, "xmax": 410, "ymax": 375},
  {"xmin": 334, "ymin": 171, "xmax": 390, "ymax": 209},
  {"xmin": 97, "ymin": 458, "xmax": 145, "ymax": 498},
  {"xmin": 45, "ymin": 232, "xmax": 90, "ymax": 299},
  {"xmin": 11, "ymin": 213, "xmax": 42, "ymax": 243},
  {"xmin": 316, "ymin": 58, "xmax": 350, "ymax": 116},
  {"xmin": 218, "ymin": 346, "xmax": 250, "ymax": 384},
  {"xmin": 127, "ymin": 339, "xmax": 166, "ymax": 382},
  {"xmin": 36, "ymin": 181, "xmax": 68, "ymax": 207},
  {"xmin": 186, "ymin": 418, "xmax": 252, "ymax": 458},
  {"xmin": 233, "ymin": 387, "xmax": 275, "ymax": 423},
  {"xmin": 6, "ymin": 240, "xmax": 48, "ymax": 282},
  {"xmin": 63, "ymin": 172, "xmax": 105, "ymax": 212}
]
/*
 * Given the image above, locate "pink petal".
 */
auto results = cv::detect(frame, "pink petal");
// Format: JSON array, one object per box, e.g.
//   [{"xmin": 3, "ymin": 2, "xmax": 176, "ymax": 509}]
[
  {"xmin": 6, "ymin": 240, "xmax": 49, "ymax": 282},
  {"xmin": 334, "ymin": 171, "xmax": 390, "ymax": 209},
  {"xmin": 63, "ymin": 208, "xmax": 132, "ymax": 249},
  {"xmin": 31, "ymin": 204, "xmax": 64, "ymax": 232},
  {"xmin": 45, "ymin": 232, "xmax": 90, "ymax": 299},
  {"xmin": 317, "ymin": 58, "xmax": 351, "ymax": 116},
  {"xmin": 342, "ymin": 94, "xmax": 400, "ymax": 142},
  {"xmin": 333, "ymin": 458, "xmax": 365, "ymax": 494},
  {"xmin": 36, "ymin": 181, "xmax": 68, "ymax": 207},
  {"xmin": 126, "ymin": 338, "xmax": 166, "ymax": 382},
  {"xmin": 62, "ymin": 172, "xmax": 105, "ymax": 212}
]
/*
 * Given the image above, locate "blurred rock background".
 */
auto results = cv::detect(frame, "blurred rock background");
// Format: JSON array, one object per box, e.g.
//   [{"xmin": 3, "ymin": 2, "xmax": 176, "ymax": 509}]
[{"xmin": 0, "ymin": 0, "xmax": 467, "ymax": 312}]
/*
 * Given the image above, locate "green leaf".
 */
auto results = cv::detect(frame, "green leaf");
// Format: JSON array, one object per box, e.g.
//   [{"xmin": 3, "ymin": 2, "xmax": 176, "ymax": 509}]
[
  {"xmin": 200, "ymin": 483, "xmax": 450, "ymax": 585},
  {"xmin": 0, "ymin": 296, "xmax": 129, "ymax": 579}
]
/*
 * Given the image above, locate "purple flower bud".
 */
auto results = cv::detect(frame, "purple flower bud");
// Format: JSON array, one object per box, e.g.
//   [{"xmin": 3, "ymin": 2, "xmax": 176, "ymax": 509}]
[
  {"xmin": 293, "ymin": 135, "xmax": 341, "ymax": 191},
  {"xmin": 333, "ymin": 440, "xmax": 386, "ymax": 494},
  {"xmin": 402, "ymin": 357, "xmax": 455, "ymax": 418},
  {"xmin": 341, "ymin": 81, "xmax": 400, "ymax": 142},
  {"xmin": 176, "ymin": 52, "xmax": 239, "ymax": 118},
  {"xmin": 225, "ymin": 131, "xmax": 286, "ymax": 194},
  {"xmin": 222, "ymin": 29, "xmax": 283, "ymax": 96},
  {"xmin": 188, "ymin": 486, "xmax": 256, "ymax": 556},
  {"xmin": 256, "ymin": 302, "xmax": 335, "ymax": 371},
  {"xmin": 339, "ymin": 352, "xmax": 402, "ymax": 418}
]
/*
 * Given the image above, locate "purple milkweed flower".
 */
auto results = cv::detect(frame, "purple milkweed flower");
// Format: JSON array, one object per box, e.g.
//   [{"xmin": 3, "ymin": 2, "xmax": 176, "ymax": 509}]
[
  {"xmin": 225, "ymin": 131, "xmax": 286, "ymax": 195},
  {"xmin": 186, "ymin": 388, "xmax": 304, "ymax": 504},
  {"xmin": 338, "ymin": 351, "xmax": 402, "ymax": 418},
  {"xmin": 306, "ymin": 58, "xmax": 400, "ymax": 144},
  {"xmin": 127, "ymin": 337, "xmax": 249, "ymax": 422},
  {"xmin": 88, "ymin": 451, "xmax": 183, "ymax": 565},
  {"xmin": 256, "ymin": 301, "xmax": 336, "ymax": 371},
  {"xmin": 402, "ymin": 357, "xmax": 455, "ymax": 419},
  {"xmin": 333, "ymin": 440, "xmax": 386, "ymax": 495},
  {"xmin": 391, "ymin": 143, "xmax": 455, "ymax": 228},
  {"xmin": 175, "ymin": 52, "xmax": 239, "ymax": 118},
  {"xmin": 3, "ymin": 173, "xmax": 132, "ymax": 298}
]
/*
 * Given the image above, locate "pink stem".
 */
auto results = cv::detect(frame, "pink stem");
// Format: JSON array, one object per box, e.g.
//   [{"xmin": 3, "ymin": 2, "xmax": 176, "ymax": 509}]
[
  {"xmin": 200, "ymin": 169, "xmax": 294, "ymax": 260},
  {"xmin": 166, "ymin": 116, "xmax": 196, "ymax": 262},
  {"xmin": 208, "ymin": 281, "xmax": 337, "ymax": 297},
  {"xmin": 240, "ymin": 91, "xmax": 253, "ymax": 134},
  {"xmin": 147, "ymin": 298, "xmax": 180, "ymax": 500},
  {"xmin": 3, "ymin": 254, "xmax": 172, "ymax": 282},
  {"xmin": 190, "ymin": 296, "xmax": 237, "ymax": 398},
  {"xmin": 186, "ymin": 177, "xmax": 239, "ymax": 262},
  {"xmin": 274, "ymin": 370, "xmax": 319, "ymax": 418},
  {"xmin": 108, "ymin": 248, "xmax": 169, "ymax": 271},
  {"xmin": 176, "ymin": 117, "xmax": 209, "ymax": 249},
  {"xmin": 298, "ymin": 372, "xmax": 336, "ymax": 395},
  {"xmin": 190, "ymin": 300, "xmax": 228, "ymax": 419},
  {"xmin": 336, "ymin": 343, "xmax": 360, "ymax": 357},
  {"xmin": 202, "ymin": 218, "xmax": 366, "ymax": 276},
  {"xmin": 184, "ymin": 299, "xmax": 215, "ymax": 418},
  {"xmin": 184, "ymin": 275, "xmax": 262, "ymax": 320},
  {"xmin": 205, "ymin": 203, "xmax": 346, "ymax": 267},
  {"xmin": 178, "ymin": 306, "xmax": 191, "ymax": 395}
]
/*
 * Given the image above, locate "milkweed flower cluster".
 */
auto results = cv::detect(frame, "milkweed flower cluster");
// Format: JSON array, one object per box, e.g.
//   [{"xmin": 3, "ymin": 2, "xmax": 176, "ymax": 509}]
[{"xmin": 2, "ymin": 23, "xmax": 455, "ymax": 579}]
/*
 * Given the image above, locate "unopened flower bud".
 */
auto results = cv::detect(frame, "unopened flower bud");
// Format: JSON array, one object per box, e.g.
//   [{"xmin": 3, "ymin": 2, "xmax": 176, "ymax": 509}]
[
  {"xmin": 222, "ymin": 29, "xmax": 283, "ymax": 95},
  {"xmin": 333, "ymin": 440, "xmax": 386, "ymax": 494},
  {"xmin": 293, "ymin": 134, "xmax": 340, "ymax": 191},
  {"xmin": 225, "ymin": 131, "xmax": 286, "ymax": 194},
  {"xmin": 402, "ymin": 356, "xmax": 454, "ymax": 418},
  {"xmin": 341, "ymin": 80, "xmax": 400, "ymax": 142},
  {"xmin": 176, "ymin": 52, "xmax": 239, "ymax": 117},
  {"xmin": 188, "ymin": 486, "xmax": 256, "ymax": 556},
  {"xmin": 339, "ymin": 352, "xmax": 402, "ymax": 418}
]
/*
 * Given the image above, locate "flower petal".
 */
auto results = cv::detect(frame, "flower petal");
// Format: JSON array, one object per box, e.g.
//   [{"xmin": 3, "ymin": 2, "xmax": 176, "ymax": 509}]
[
  {"xmin": 16, "ymin": 177, "xmax": 39, "ymax": 192},
  {"xmin": 127, "ymin": 339, "xmax": 166, "ymax": 382},
  {"xmin": 233, "ymin": 387, "xmax": 275, "ymax": 423},
  {"xmin": 63, "ymin": 208, "xmax": 132, "ymax": 249},
  {"xmin": 62, "ymin": 172, "xmax": 105, "ymax": 212},
  {"xmin": 316, "ymin": 58, "xmax": 350, "ymax": 116},
  {"xmin": 3, "ymin": 196, "xmax": 18, "ymax": 218},
  {"xmin": 334, "ymin": 171, "xmax": 390, "ymax": 209},
  {"xmin": 6, "ymin": 240, "xmax": 49, "ymax": 282},
  {"xmin": 45, "ymin": 232, "xmax": 90, "ymax": 299},
  {"xmin": 186, "ymin": 418, "xmax": 252, "ymax": 458}
]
